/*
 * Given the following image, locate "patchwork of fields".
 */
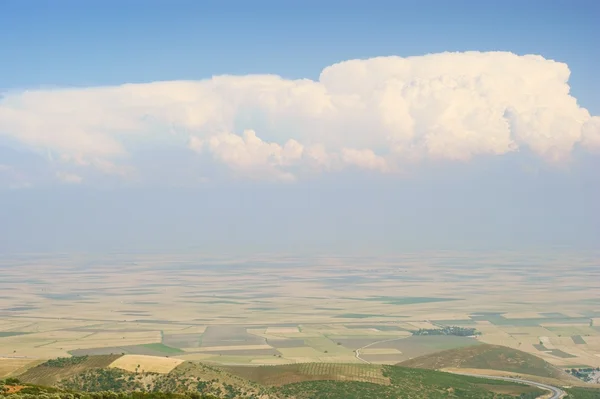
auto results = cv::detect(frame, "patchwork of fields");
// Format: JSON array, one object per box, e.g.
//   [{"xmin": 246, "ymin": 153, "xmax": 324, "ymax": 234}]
[{"xmin": 1, "ymin": 252, "xmax": 600, "ymax": 371}]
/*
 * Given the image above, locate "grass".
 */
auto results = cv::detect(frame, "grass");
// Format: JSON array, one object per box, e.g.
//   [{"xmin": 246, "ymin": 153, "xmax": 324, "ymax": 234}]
[
  {"xmin": 399, "ymin": 343, "xmax": 570, "ymax": 380},
  {"xmin": 564, "ymin": 387, "xmax": 600, "ymax": 398},
  {"xmin": 0, "ymin": 332, "xmax": 30, "ymax": 338},
  {"xmin": 305, "ymin": 337, "xmax": 351, "ymax": 355},
  {"xmin": 140, "ymin": 343, "xmax": 184, "ymax": 354},
  {"xmin": 572, "ymin": 335, "xmax": 587, "ymax": 344}
]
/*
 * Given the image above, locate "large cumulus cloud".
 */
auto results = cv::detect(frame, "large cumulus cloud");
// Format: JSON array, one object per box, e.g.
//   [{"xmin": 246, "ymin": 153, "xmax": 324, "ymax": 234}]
[{"xmin": 0, "ymin": 51, "xmax": 598, "ymax": 183}]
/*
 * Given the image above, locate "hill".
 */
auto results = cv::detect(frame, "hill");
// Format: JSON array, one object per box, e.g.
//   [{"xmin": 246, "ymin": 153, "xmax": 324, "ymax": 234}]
[
  {"xmin": 398, "ymin": 344, "xmax": 577, "ymax": 381},
  {"xmin": 2, "ymin": 354, "xmax": 558, "ymax": 398},
  {"xmin": 3, "ymin": 366, "xmax": 548, "ymax": 398},
  {"xmin": 16, "ymin": 355, "xmax": 122, "ymax": 387}
]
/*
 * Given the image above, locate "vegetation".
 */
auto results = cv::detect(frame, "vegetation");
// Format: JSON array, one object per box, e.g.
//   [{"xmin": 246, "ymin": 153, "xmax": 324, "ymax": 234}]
[
  {"xmin": 279, "ymin": 366, "xmax": 543, "ymax": 398},
  {"xmin": 413, "ymin": 326, "xmax": 480, "ymax": 337},
  {"xmin": 18, "ymin": 355, "xmax": 123, "ymax": 387},
  {"xmin": 42, "ymin": 357, "xmax": 90, "ymax": 368},
  {"xmin": 2, "ymin": 365, "xmax": 546, "ymax": 398},
  {"xmin": 0, "ymin": 332, "xmax": 30, "ymax": 338},
  {"xmin": 399, "ymin": 343, "xmax": 572, "ymax": 380},
  {"xmin": 140, "ymin": 344, "xmax": 184, "ymax": 355},
  {"xmin": 566, "ymin": 367, "xmax": 600, "ymax": 382},
  {"xmin": 4, "ymin": 354, "xmax": 575, "ymax": 398},
  {"xmin": 564, "ymin": 387, "xmax": 600, "ymax": 398},
  {"xmin": 221, "ymin": 363, "xmax": 388, "ymax": 386},
  {"xmin": 56, "ymin": 363, "xmax": 274, "ymax": 398}
]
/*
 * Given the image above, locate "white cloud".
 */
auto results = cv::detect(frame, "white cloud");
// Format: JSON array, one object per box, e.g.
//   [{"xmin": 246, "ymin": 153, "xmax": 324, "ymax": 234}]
[
  {"xmin": 0, "ymin": 51, "xmax": 598, "ymax": 182},
  {"xmin": 581, "ymin": 116, "xmax": 600, "ymax": 151},
  {"xmin": 189, "ymin": 130, "xmax": 304, "ymax": 181},
  {"xmin": 341, "ymin": 148, "xmax": 390, "ymax": 172}
]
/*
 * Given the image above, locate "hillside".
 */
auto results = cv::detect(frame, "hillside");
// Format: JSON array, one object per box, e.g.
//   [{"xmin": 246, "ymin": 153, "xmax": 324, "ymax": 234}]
[
  {"xmin": 3, "ymin": 366, "xmax": 547, "ymax": 398},
  {"xmin": 18, "ymin": 360, "xmax": 276, "ymax": 399},
  {"xmin": 2, "ymin": 354, "xmax": 558, "ymax": 398},
  {"xmin": 220, "ymin": 363, "xmax": 389, "ymax": 386},
  {"xmin": 278, "ymin": 366, "xmax": 545, "ymax": 399},
  {"xmin": 399, "ymin": 344, "xmax": 577, "ymax": 381},
  {"xmin": 16, "ymin": 355, "xmax": 122, "ymax": 387}
]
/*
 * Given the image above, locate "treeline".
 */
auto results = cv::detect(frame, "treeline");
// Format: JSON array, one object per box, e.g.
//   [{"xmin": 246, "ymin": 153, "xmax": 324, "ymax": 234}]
[
  {"xmin": 413, "ymin": 326, "xmax": 479, "ymax": 336},
  {"xmin": 42, "ymin": 356, "xmax": 90, "ymax": 368}
]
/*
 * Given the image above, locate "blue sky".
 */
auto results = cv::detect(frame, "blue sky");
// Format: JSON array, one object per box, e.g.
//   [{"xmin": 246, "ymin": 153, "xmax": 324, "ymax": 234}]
[
  {"xmin": 1, "ymin": 0, "xmax": 598, "ymax": 109},
  {"xmin": 0, "ymin": 0, "xmax": 598, "ymax": 253}
]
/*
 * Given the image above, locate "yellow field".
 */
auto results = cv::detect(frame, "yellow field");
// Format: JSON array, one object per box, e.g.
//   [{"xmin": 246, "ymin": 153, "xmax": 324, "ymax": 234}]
[
  {"xmin": 195, "ymin": 344, "xmax": 272, "ymax": 352},
  {"xmin": 171, "ymin": 353, "xmax": 213, "ymax": 361},
  {"xmin": 361, "ymin": 348, "xmax": 402, "ymax": 355},
  {"xmin": 109, "ymin": 355, "xmax": 183, "ymax": 374},
  {"xmin": 278, "ymin": 347, "xmax": 325, "ymax": 358},
  {"xmin": 250, "ymin": 358, "xmax": 292, "ymax": 365},
  {"xmin": 0, "ymin": 358, "xmax": 41, "ymax": 378},
  {"xmin": 266, "ymin": 327, "xmax": 299, "ymax": 334}
]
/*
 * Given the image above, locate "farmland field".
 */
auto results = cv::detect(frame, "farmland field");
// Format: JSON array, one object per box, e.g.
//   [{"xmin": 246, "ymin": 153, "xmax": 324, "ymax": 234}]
[
  {"xmin": 108, "ymin": 354, "xmax": 184, "ymax": 373},
  {"xmin": 1, "ymin": 251, "xmax": 599, "ymax": 370},
  {"xmin": 222, "ymin": 362, "xmax": 390, "ymax": 386},
  {"xmin": 0, "ymin": 357, "xmax": 41, "ymax": 378}
]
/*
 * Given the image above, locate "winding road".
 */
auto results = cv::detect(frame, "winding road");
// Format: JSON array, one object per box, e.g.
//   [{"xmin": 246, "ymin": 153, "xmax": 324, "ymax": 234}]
[
  {"xmin": 354, "ymin": 337, "xmax": 406, "ymax": 364},
  {"xmin": 354, "ymin": 338, "xmax": 565, "ymax": 398}
]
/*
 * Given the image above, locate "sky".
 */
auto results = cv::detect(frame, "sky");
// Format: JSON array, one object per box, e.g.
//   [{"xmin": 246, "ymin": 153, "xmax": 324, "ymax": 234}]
[{"xmin": 0, "ymin": 0, "xmax": 599, "ymax": 254}]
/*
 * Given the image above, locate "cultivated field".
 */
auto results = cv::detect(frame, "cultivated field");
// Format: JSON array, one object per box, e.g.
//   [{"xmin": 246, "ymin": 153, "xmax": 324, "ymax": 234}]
[
  {"xmin": 108, "ymin": 354, "xmax": 183, "ymax": 373},
  {"xmin": 0, "ymin": 357, "xmax": 41, "ymax": 378},
  {"xmin": 1, "ymin": 251, "xmax": 599, "ymax": 370},
  {"xmin": 222, "ymin": 362, "xmax": 389, "ymax": 386}
]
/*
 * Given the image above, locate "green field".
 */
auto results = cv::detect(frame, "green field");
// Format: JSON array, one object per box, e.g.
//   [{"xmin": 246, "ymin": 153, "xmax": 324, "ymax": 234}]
[
  {"xmin": 564, "ymin": 387, "xmax": 600, "ymax": 398},
  {"xmin": 0, "ymin": 332, "xmax": 30, "ymax": 338},
  {"xmin": 140, "ymin": 343, "xmax": 185, "ymax": 354}
]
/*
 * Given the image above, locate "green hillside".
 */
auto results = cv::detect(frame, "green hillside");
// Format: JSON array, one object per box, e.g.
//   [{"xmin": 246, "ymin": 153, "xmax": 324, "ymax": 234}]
[
  {"xmin": 17, "ymin": 355, "xmax": 122, "ymax": 387},
  {"xmin": 278, "ymin": 366, "xmax": 544, "ymax": 398},
  {"xmin": 399, "ymin": 343, "xmax": 575, "ymax": 380},
  {"xmin": 2, "ymin": 355, "xmax": 555, "ymax": 399}
]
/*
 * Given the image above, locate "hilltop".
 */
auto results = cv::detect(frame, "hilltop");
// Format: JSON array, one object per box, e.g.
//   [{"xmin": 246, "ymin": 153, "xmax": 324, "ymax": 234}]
[{"xmin": 398, "ymin": 344, "xmax": 579, "ymax": 382}]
